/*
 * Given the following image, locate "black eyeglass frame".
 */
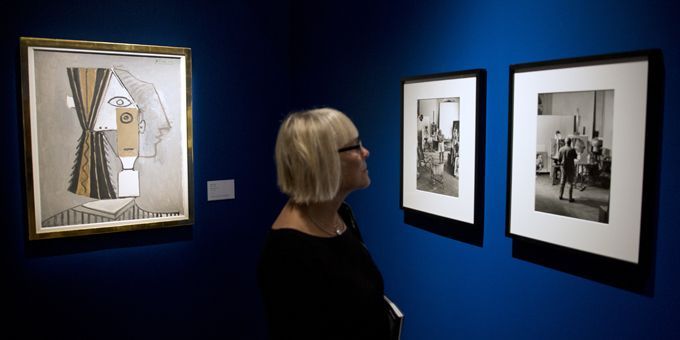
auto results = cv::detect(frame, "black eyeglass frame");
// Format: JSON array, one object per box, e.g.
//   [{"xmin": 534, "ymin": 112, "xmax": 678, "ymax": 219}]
[{"xmin": 337, "ymin": 140, "xmax": 363, "ymax": 153}]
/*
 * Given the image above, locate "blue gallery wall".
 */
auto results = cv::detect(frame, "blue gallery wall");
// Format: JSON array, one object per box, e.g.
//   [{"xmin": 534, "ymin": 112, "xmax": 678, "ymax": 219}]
[
  {"xmin": 4, "ymin": 0, "xmax": 680, "ymax": 339},
  {"xmin": 290, "ymin": 0, "xmax": 680, "ymax": 339},
  {"xmin": 2, "ymin": 1, "xmax": 288, "ymax": 338}
]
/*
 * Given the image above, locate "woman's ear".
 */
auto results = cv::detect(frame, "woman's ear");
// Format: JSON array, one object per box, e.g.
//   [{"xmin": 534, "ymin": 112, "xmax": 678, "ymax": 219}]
[{"xmin": 139, "ymin": 119, "xmax": 146, "ymax": 134}]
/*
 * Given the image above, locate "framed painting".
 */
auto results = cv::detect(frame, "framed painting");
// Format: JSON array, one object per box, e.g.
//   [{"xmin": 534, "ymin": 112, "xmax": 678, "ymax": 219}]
[
  {"xmin": 401, "ymin": 69, "xmax": 486, "ymax": 226},
  {"xmin": 507, "ymin": 50, "xmax": 660, "ymax": 263},
  {"xmin": 20, "ymin": 37, "xmax": 194, "ymax": 240}
]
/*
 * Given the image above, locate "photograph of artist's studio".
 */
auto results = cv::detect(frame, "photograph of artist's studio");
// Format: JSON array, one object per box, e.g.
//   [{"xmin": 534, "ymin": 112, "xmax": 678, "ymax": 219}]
[
  {"xmin": 416, "ymin": 97, "xmax": 460, "ymax": 197},
  {"xmin": 534, "ymin": 90, "xmax": 613, "ymax": 223}
]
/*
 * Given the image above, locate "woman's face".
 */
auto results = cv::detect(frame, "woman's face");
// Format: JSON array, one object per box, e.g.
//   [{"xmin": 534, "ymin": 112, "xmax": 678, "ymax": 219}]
[{"xmin": 338, "ymin": 137, "xmax": 371, "ymax": 194}]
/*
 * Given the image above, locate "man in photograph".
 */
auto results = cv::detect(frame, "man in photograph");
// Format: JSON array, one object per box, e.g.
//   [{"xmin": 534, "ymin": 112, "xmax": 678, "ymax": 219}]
[{"xmin": 558, "ymin": 137, "xmax": 578, "ymax": 202}]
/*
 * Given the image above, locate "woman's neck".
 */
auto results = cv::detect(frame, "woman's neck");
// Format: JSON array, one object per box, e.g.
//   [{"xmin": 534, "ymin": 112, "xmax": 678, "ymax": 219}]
[
  {"xmin": 285, "ymin": 195, "xmax": 347, "ymax": 236},
  {"xmin": 303, "ymin": 198, "xmax": 342, "ymax": 217}
]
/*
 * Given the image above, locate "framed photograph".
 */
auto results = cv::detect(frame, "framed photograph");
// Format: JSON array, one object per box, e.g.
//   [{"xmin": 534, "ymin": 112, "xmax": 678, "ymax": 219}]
[
  {"xmin": 507, "ymin": 50, "xmax": 659, "ymax": 263},
  {"xmin": 401, "ymin": 69, "xmax": 486, "ymax": 226},
  {"xmin": 20, "ymin": 37, "xmax": 194, "ymax": 240}
]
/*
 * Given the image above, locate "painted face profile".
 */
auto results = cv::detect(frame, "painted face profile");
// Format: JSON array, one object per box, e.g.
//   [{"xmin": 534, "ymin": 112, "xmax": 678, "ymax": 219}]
[
  {"xmin": 113, "ymin": 68, "xmax": 171, "ymax": 158},
  {"xmin": 66, "ymin": 67, "xmax": 171, "ymax": 199}
]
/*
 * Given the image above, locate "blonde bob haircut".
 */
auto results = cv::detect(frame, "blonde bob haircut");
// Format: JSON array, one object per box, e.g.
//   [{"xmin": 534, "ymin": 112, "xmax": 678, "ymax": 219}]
[{"xmin": 275, "ymin": 107, "xmax": 358, "ymax": 204}]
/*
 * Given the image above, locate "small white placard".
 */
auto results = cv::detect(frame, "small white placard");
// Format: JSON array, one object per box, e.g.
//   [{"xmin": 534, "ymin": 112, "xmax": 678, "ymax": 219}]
[{"xmin": 207, "ymin": 179, "xmax": 235, "ymax": 201}]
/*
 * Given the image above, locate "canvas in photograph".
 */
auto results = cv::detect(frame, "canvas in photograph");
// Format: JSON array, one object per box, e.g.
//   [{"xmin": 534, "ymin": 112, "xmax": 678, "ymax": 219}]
[
  {"xmin": 401, "ymin": 70, "xmax": 485, "ymax": 225},
  {"xmin": 507, "ymin": 51, "xmax": 658, "ymax": 263},
  {"xmin": 20, "ymin": 37, "xmax": 194, "ymax": 239}
]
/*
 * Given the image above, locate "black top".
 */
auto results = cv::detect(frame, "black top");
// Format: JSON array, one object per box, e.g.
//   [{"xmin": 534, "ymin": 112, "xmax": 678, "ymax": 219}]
[{"xmin": 257, "ymin": 203, "xmax": 391, "ymax": 340}]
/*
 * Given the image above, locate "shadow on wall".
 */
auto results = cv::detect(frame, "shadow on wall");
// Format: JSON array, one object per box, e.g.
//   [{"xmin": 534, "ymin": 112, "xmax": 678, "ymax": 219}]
[
  {"xmin": 511, "ymin": 238, "xmax": 655, "ymax": 295},
  {"xmin": 403, "ymin": 208, "xmax": 483, "ymax": 247},
  {"xmin": 24, "ymin": 226, "xmax": 193, "ymax": 258}
]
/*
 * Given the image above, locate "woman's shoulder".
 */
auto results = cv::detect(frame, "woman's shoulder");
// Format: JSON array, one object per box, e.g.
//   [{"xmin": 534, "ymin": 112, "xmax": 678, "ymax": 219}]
[
  {"xmin": 265, "ymin": 228, "xmax": 317, "ymax": 246},
  {"xmin": 258, "ymin": 229, "xmax": 339, "ymax": 279},
  {"xmin": 262, "ymin": 228, "xmax": 333, "ymax": 257}
]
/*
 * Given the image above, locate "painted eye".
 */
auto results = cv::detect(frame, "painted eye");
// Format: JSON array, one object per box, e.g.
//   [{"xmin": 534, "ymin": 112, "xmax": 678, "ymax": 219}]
[
  {"xmin": 119, "ymin": 112, "xmax": 134, "ymax": 124},
  {"xmin": 108, "ymin": 96, "xmax": 133, "ymax": 107}
]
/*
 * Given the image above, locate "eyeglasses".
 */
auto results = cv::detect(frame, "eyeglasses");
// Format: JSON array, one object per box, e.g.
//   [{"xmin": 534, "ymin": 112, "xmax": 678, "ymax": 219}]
[{"xmin": 338, "ymin": 140, "xmax": 363, "ymax": 153}]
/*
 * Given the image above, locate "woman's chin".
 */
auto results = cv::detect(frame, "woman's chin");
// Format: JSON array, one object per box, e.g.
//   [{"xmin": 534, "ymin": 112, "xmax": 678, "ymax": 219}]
[{"xmin": 362, "ymin": 175, "xmax": 371, "ymax": 188}]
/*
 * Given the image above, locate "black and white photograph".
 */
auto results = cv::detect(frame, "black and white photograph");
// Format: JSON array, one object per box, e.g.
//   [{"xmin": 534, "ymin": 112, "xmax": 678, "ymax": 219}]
[
  {"xmin": 401, "ymin": 69, "xmax": 485, "ymax": 225},
  {"xmin": 416, "ymin": 97, "xmax": 460, "ymax": 198},
  {"xmin": 534, "ymin": 90, "xmax": 613, "ymax": 223},
  {"xmin": 507, "ymin": 51, "xmax": 657, "ymax": 263}
]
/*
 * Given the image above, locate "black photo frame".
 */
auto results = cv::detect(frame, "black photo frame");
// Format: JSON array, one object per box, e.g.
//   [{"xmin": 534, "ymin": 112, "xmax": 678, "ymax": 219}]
[
  {"xmin": 401, "ymin": 69, "xmax": 486, "ymax": 235},
  {"xmin": 507, "ymin": 50, "xmax": 662, "ymax": 264}
]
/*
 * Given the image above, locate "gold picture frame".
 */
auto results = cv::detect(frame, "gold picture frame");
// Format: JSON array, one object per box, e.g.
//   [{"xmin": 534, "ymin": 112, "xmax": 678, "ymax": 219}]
[{"xmin": 20, "ymin": 37, "xmax": 194, "ymax": 240}]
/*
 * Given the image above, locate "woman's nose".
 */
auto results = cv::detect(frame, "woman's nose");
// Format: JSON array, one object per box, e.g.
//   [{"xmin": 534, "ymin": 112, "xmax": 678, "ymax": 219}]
[{"xmin": 361, "ymin": 146, "xmax": 370, "ymax": 158}]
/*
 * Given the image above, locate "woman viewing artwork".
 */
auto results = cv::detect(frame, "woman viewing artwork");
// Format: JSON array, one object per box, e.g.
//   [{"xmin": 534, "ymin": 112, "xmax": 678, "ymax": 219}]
[{"xmin": 258, "ymin": 108, "xmax": 395, "ymax": 339}]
